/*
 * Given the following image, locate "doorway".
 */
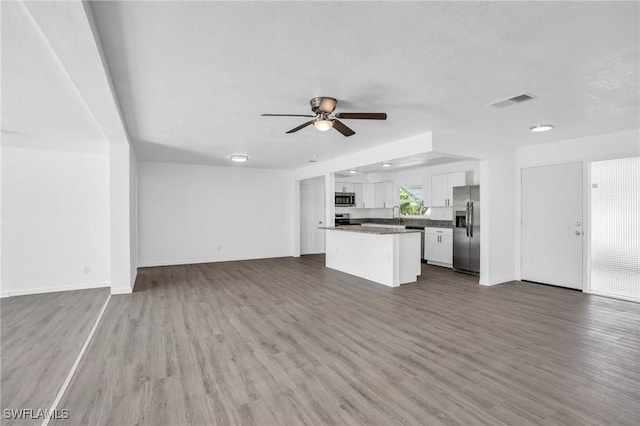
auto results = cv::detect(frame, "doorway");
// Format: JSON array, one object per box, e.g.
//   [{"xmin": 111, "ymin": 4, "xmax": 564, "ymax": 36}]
[
  {"xmin": 300, "ymin": 177, "xmax": 326, "ymax": 255},
  {"xmin": 521, "ymin": 163, "xmax": 583, "ymax": 289}
]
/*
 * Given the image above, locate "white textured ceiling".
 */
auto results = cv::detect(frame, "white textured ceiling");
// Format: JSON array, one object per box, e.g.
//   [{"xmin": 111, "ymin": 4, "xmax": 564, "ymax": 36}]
[
  {"xmin": 6, "ymin": 1, "xmax": 638, "ymax": 167},
  {"xmin": 1, "ymin": 1, "xmax": 106, "ymax": 151}
]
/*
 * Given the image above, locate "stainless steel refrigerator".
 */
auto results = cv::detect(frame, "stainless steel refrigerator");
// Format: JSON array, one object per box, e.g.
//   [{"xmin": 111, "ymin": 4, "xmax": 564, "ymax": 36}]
[{"xmin": 453, "ymin": 185, "xmax": 480, "ymax": 275}]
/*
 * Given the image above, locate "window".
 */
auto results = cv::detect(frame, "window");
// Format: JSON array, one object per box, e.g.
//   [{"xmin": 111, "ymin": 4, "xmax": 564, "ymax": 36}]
[
  {"xmin": 399, "ymin": 184, "xmax": 429, "ymax": 216},
  {"xmin": 590, "ymin": 157, "xmax": 639, "ymax": 301}
]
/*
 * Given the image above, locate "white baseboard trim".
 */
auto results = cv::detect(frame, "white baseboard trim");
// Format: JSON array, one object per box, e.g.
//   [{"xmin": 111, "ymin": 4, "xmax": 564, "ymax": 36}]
[
  {"xmin": 426, "ymin": 261, "xmax": 452, "ymax": 268},
  {"xmin": 138, "ymin": 252, "xmax": 293, "ymax": 268},
  {"xmin": 585, "ymin": 289, "xmax": 639, "ymax": 303},
  {"xmin": 479, "ymin": 276, "xmax": 516, "ymax": 286},
  {"xmin": 0, "ymin": 281, "xmax": 110, "ymax": 298},
  {"xmin": 111, "ymin": 286, "xmax": 133, "ymax": 295}
]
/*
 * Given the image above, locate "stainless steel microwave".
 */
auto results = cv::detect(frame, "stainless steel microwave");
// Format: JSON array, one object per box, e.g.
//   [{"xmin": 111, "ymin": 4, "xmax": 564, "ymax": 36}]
[{"xmin": 335, "ymin": 192, "xmax": 356, "ymax": 207}]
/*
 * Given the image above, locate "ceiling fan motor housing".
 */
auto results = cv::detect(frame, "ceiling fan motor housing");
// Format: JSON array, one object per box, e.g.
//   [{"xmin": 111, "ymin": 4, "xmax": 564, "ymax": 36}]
[{"xmin": 310, "ymin": 97, "xmax": 337, "ymax": 114}]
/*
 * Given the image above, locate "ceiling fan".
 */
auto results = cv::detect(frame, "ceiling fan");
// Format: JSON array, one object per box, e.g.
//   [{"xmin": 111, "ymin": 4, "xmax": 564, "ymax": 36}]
[{"xmin": 261, "ymin": 97, "xmax": 387, "ymax": 137}]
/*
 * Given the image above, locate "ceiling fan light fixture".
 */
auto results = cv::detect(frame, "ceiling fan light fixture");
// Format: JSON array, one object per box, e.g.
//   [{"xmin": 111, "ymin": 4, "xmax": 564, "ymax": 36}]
[
  {"xmin": 319, "ymin": 97, "xmax": 337, "ymax": 113},
  {"xmin": 313, "ymin": 119, "xmax": 334, "ymax": 132},
  {"xmin": 530, "ymin": 124, "xmax": 554, "ymax": 132},
  {"xmin": 229, "ymin": 154, "xmax": 249, "ymax": 163}
]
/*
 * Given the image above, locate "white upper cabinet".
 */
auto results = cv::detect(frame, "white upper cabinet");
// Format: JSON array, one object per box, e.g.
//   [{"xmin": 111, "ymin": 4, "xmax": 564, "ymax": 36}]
[
  {"xmin": 374, "ymin": 182, "xmax": 394, "ymax": 208},
  {"xmin": 429, "ymin": 172, "xmax": 467, "ymax": 207},
  {"xmin": 353, "ymin": 183, "xmax": 363, "ymax": 207},
  {"xmin": 430, "ymin": 174, "xmax": 448, "ymax": 207},
  {"xmin": 335, "ymin": 182, "xmax": 355, "ymax": 193},
  {"xmin": 446, "ymin": 172, "xmax": 467, "ymax": 202},
  {"xmin": 361, "ymin": 183, "xmax": 375, "ymax": 208}
]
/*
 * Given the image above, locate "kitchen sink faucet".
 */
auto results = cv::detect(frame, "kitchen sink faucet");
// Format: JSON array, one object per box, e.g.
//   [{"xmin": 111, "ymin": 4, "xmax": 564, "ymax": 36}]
[{"xmin": 392, "ymin": 205, "xmax": 401, "ymax": 221}]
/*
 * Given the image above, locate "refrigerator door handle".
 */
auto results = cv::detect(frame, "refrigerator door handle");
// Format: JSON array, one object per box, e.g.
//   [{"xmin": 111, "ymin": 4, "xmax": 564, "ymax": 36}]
[
  {"xmin": 466, "ymin": 201, "xmax": 470, "ymax": 237},
  {"xmin": 470, "ymin": 201, "xmax": 474, "ymax": 238}
]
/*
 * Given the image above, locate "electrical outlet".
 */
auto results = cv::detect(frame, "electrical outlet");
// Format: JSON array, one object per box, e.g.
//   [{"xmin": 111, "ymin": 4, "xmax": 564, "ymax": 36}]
[
  {"xmin": 217, "ymin": 245, "xmax": 221, "ymax": 251},
  {"xmin": 83, "ymin": 266, "xmax": 90, "ymax": 275}
]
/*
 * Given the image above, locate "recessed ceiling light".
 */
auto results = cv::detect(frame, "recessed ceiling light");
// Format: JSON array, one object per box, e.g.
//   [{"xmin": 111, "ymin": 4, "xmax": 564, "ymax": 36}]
[
  {"xmin": 348, "ymin": 169, "xmax": 357, "ymax": 174},
  {"xmin": 381, "ymin": 162, "xmax": 392, "ymax": 167},
  {"xmin": 229, "ymin": 154, "xmax": 249, "ymax": 162},
  {"xmin": 530, "ymin": 124, "xmax": 554, "ymax": 132}
]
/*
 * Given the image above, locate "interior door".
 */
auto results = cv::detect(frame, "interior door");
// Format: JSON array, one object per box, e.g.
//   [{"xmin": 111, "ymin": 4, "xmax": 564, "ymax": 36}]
[
  {"xmin": 521, "ymin": 163, "xmax": 583, "ymax": 289},
  {"xmin": 300, "ymin": 182, "xmax": 325, "ymax": 254}
]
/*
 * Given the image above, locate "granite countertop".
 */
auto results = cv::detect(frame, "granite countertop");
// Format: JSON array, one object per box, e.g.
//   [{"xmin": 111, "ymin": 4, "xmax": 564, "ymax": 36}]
[
  {"xmin": 320, "ymin": 226, "xmax": 424, "ymax": 235},
  {"xmin": 349, "ymin": 218, "xmax": 453, "ymax": 229}
]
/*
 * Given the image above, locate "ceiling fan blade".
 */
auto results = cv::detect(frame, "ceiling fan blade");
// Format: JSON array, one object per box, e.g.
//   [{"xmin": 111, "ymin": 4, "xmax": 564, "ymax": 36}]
[
  {"xmin": 286, "ymin": 120, "xmax": 314, "ymax": 134},
  {"xmin": 262, "ymin": 113, "xmax": 315, "ymax": 117},
  {"xmin": 333, "ymin": 120, "xmax": 355, "ymax": 137},
  {"xmin": 334, "ymin": 112, "xmax": 387, "ymax": 120}
]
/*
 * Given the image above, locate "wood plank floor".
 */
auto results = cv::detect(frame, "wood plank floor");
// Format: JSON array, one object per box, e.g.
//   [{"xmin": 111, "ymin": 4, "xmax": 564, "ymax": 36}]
[
  {"xmin": 10, "ymin": 256, "xmax": 640, "ymax": 425},
  {"xmin": 1, "ymin": 287, "xmax": 110, "ymax": 426}
]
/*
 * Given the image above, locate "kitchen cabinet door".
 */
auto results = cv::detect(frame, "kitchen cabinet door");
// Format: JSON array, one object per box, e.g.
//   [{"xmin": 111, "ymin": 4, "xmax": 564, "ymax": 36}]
[
  {"xmin": 353, "ymin": 183, "xmax": 363, "ymax": 207},
  {"xmin": 430, "ymin": 172, "xmax": 467, "ymax": 207},
  {"xmin": 430, "ymin": 174, "xmax": 448, "ymax": 206},
  {"xmin": 439, "ymin": 235, "xmax": 453, "ymax": 265},
  {"xmin": 424, "ymin": 228, "xmax": 453, "ymax": 267},
  {"xmin": 374, "ymin": 182, "xmax": 394, "ymax": 208},
  {"xmin": 361, "ymin": 183, "xmax": 375, "ymax": 208},
  {"xmin": 446, "ymin": 172, "xmax": 466, "ymax": 204},
  {"xmin": 335, "ymin": 182, "xmax": 354, "ymax": 193},
  {"xmin": 424, "ymin": 233, "xmax": 440, "ymax": 261}
]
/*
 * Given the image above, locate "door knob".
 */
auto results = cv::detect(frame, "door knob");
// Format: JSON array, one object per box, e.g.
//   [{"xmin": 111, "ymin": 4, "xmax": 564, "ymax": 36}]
[{"xmin": 575, "ymin": 231, "xmax": 581, "ymax": 235}]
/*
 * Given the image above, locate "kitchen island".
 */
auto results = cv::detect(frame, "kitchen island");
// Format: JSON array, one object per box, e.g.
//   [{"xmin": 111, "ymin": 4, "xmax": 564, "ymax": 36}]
[{"xmin": 321, "ymin": 226, "xmax": 422, "ymax": 287}]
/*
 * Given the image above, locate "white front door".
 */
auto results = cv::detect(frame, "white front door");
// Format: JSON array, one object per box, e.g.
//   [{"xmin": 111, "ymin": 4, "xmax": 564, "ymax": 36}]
[
  {"xmin": 522, "ymin": 163, "xmax": 583, "ymax": 289},
  {"xmin": 300, "ymin": 182, "xmax": 325, "ymax": 255}
]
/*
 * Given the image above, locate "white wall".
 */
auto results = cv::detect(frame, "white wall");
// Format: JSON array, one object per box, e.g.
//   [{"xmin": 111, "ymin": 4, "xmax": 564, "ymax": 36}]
[
  {"xmin": 138, "ymin": 162, "xmax": 293, "ymax": 266},
  {"xmin": 1, "ymin": 147, "xmax": 110, "ymax": 297},
  {"xmin": 109, "ymin": 144, "xmax": 134, "ymax": 294},
  {"xmin": 129, "ymin": 146, "xmax": 138, "ymax": 285},
  {"xmin": 514, "ymin": 128, "xmax": 640, "ymax": 284}
]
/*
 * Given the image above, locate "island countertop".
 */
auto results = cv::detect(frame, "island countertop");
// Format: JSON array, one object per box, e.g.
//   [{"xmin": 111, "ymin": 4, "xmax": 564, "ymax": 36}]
[{"xmin": 320, "ymin": 226, "xmax": 423, "ymax": 235}]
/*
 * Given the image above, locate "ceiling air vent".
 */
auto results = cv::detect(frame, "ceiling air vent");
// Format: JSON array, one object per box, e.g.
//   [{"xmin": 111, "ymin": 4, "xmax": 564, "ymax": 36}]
[{"xmin": 488, "ymin": 93, "xmax": 536, "ymax": 108}]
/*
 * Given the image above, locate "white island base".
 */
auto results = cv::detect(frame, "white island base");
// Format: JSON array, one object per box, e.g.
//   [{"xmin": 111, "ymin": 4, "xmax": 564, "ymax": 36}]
[{"xmin": 324, "ymin": 228, "xmax": 422, "ymax": 287}]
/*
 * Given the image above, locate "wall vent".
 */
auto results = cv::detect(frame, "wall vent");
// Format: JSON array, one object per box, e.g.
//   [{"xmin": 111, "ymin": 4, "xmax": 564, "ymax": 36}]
[{"xmin": 488, "ymin": 93, "xmax": 536, "ymax": 108}]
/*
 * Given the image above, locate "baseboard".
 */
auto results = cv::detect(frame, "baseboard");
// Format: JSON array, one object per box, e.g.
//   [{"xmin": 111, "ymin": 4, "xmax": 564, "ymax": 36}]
[
  {"xmin": 111, "ymin": 286, "xmax": 133, "ymax": 295},
  {"xmin": 427, "ymin": 261, "xmax": 453, "ymax": 268},
  {"xmin": 0, "ymin": 281, "xmax": 110, "ymax": 298},
  {"xmin": 585, "ymin": 289, "xmax": 639, "ymax": 303},
  {"xmin": 138, "ymin": 252, "xmax": 293, "ymax": 268},
  {"xmin": 479, "ymin": 276, "xmax": 516, "ymax": 286}
]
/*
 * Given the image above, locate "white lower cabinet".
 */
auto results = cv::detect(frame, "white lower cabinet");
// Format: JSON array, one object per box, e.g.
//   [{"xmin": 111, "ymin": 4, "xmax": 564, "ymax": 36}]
[{"xmin": 424, "ymin": 228, "xmax": 453, "ymax": 267}]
